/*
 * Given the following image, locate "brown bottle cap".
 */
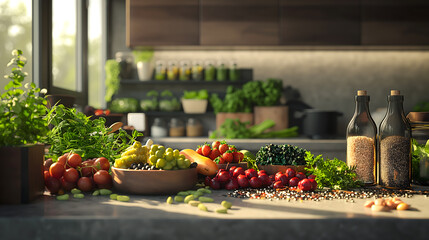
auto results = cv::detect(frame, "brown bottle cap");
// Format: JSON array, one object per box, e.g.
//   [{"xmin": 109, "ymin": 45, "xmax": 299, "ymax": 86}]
[
  {"xmin": 391, "ymin": 90, "xmax": 400, "ymax": 95},
  {"xmin": 357, "ymin": 90, "xmax": 367, "ymax": 96}
]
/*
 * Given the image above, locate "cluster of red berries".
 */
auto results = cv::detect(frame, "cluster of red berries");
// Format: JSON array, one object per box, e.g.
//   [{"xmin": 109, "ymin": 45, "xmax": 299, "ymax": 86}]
[
  {"xmin": 205, "ymin": 166, "xmax": 317, "ymax": 191},
  {"xmin": 196, "ymin": 141, "xmax": 244, "ymax": 164}
]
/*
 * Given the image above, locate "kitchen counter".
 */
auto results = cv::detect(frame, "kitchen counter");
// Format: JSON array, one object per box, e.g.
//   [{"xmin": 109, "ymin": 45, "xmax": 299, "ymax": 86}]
[
  {"xmin": 149, "ymin": 137, "xmax": 347, "ymax": 160},
  {"xmin": 1, "ymin": 188, "xmax": 429, "ymax": 240}
]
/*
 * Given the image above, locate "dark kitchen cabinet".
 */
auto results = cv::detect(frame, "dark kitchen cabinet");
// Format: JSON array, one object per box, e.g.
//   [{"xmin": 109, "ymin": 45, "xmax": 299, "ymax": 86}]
[
  {"xmin": 200, "ymin": 0, "xmax": 279, "ymax": 46},
  {"xmin": 126, "ymin": 0, "xmax": 199, "ymax": 47},
  {"xmin": 280, "ymin": 0, "xmax": 360, "ymax": 45},
  {"xmin": 362, "ymin": 0, "xmax": 429, "ymax": 45}
]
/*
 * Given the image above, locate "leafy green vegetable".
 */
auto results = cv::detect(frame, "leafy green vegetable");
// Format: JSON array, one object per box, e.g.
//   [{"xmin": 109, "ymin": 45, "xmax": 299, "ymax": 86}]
[
  {"xmin": 132, "ymin": 49, "xmax": 154, "ymax": 63},
  {"xmin": 242, "ymin": 79, "xmax": 283, "ymax": 106},
  {"xmin": 412, "ymin": 139, "xmax": 429, "ymax": 183},
  {"xmin": 304, "ymin": 151, "xmax": 363, "ymax": 190},
  {"xmin": 140, "ymin": 90, "xmax": 158, "ymax": 111},
  {"xmin": 183, "ymin": 89, "xmax": 209, "ymax": 100},
  {"xmin": 210, "ymin": 119, "xmax": 298, "ymax": 139},
  {"xmin": 256, "ymin": 144, "xmax": 307, "ymax": 166},
  {"xmin": 46, "ymin": 105, "xmax": 142, "ymax": 163},
  {"xmin": 413, "ymin": 101, "xmax": 429, "ymax": 112},
  {"xmin": 0, "ymin": 49, "xmax": 49, "ymax": 146},
  {"xmin": 105, "ymin": 60, "xmax": 120, "ymax": 102},
  {"xmin": 109, "ymin": 98, "xmax": 139, "ymax": 113},
  {"xmin": 159, "ymin": 90, "xmax": 180, "ymax": 111},
  {"xmin": 210, "ymin": 86, "xmax": 252, "ymax": 114}
]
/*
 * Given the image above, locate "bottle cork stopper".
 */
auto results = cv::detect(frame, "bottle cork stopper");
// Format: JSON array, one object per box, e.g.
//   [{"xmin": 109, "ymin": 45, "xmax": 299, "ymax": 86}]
[
  {"xmin": 391, "ymin": 90, "xmax": 400, "ymax": 95},
  {"xmin": 357, "ymin": 90, "xmax": 367, "ymax": 96}
]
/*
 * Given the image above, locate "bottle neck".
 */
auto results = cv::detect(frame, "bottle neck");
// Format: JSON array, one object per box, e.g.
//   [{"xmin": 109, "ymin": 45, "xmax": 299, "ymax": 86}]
[
  {"xmin": 386, "ymin": 95, "xmax": 405, "ymax": 116},
  {"xmin": 354, "ymin": 96, "xmax": 370, "ymax": 116}
]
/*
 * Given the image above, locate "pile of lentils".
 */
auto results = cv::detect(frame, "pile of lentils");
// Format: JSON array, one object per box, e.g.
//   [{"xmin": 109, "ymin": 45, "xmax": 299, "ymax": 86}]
[{"xmin": 227, "ymin": 187, "xmax": 429, "ymax": 202}]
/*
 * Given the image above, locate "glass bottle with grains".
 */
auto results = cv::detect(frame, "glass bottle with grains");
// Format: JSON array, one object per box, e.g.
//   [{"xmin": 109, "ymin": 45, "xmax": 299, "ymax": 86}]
[
  {"xmin": 379, "ymin": 90, "xmax": 412, "ymax": 189},
  {"xmin": 346, "ymin": 90, "xmax": 377, "ymax": 185}
]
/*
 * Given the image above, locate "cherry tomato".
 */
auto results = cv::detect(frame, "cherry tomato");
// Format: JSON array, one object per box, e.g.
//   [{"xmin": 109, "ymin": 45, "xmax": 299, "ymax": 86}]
[
  {"xmin": 49, "ymin": 162, "xmax": 65, "ymax": 179},
  {"xmin": 93, "ymin": 170, "xmax": 112, "ymax": 186},
  {"xmin": 64, "ymin": 168, "xmax": 79, "ymax": 183},
  {"xmin": 60, "ymin": 177, "xmax": 76, "ymax": 191},
  {"xmin": 45, "ymin": 176, "xmax": 61, "ymax": 194},
  {"xmin": 44, "ymin": 158, "xmax": 53, "ymax": 171},
  {"xmin": 44, "ymin": 170, "xmax": 50, "ymax": 182},
  {"xmin": 67, "ymin": 153, "xmax": 82, "ymax": 168},
  {"xmin": 94, "ymin": 157, "xmax": 110, "ymax": 171},
  {"xmin": 77, "ymin": 177, "xmax": 93, "ymax": 192},
  {"xmin": 95, "ymin": 109, "xmax": 104, "ymax": 116},
  {"xmin": 57, "ymin": 155, "xmax": 67, "ymax": 166},
  {"xmin": 80, "ymin": 160, "xmax": 96, "ymax": 177}
]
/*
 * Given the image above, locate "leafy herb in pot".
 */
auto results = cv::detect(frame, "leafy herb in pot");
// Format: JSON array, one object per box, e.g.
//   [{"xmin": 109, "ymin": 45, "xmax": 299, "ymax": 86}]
[
  {"xmin": 182, "ymin": 89, "xmax": 209, "ymax": 100},
  {"xmin": 242, "ymin": 78, "xmax": 283, "ymax": 106},
  {"xmin": 132, "ymin": 49, "xmax": 154, "ymax": 63},
  {"xmin": 105, "ymin": 60, "xmax": 120, "ymax": 102},
  {"xmin": 210, "ymin": 86, "xmax": 252, "ymax": 114},
  {"xmin": 140, "ymin": 90, "xmax": 158, "ymax": 111},
  {"xmin": 412, "ymin": 139, "xmax": 429, "ymax": 184},
  {"xmin": 0, "ymin": 49, "xmax": 49, "ymax": 146}
]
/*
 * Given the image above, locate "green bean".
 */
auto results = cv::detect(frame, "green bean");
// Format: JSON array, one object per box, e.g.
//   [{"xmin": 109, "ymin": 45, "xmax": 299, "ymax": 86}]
[
  {"xmin": 188, "ymin": 200, "xmax": 200, "ymax": 207},
  {"xmin": 198, "ymin": 203, "xmax": 208, "ymax": 212},
  {"xmin": 117, "ymin": 195, "xmax": 130, "ymax": 202},
  {"xmin": 166, "ymin": 196, "xmax": 173, "ymax": 204},
  {"xmin": 221, "ymin": 201, "xmax": 232, "ymax": 209},
  {"xmin": 174, "ymin": 196, "xmax": 184, "ymax": 202},
  {"xmin": 184, "ymin": 195, "xmax": 194, "ymax": 203},
  {"xmin": 56, "ymin": 194, "xmax": 69, "ymax": 201},
  {"xmin": 92, "ymin": 190, "xmax": 100, "ymax": 196},
  {"xmin": 110, "ymin": 194, "xmax": 118, "ymax": 200},
  {"xmin": 99, "ymin": 189, "xmax": 112, "ymax": 195},
  {"xmin": 71, "ymin": 188, "xmax": 81, "ymax": 194},
  {"xmin": 216, "ymin": 208, "xmax": 228, "ymax": 214},
  {"xmin": 73, "ymin": 193, "xmax": 84, "ymax": 199},
  {"xmin": 199, "ymin": 196, "xmax": 214, "ymax": 203}
]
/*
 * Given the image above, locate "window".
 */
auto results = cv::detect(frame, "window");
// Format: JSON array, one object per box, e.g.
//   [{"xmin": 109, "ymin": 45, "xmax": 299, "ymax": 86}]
[{"xmin": 0, "ymin": 0, "xmax": 32, "ymax": 93}]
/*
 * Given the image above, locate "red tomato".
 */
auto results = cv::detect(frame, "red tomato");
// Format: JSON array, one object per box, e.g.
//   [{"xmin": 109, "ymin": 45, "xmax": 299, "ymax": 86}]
[
  {"xmin": 201, "ymin": 145, "xmax": 212, "ymax": 157},
  {"xmin": 77, "ymin": 177, "xmax": 93, "ymax": 192},
  {"xmin": 93, "ymin": 170, "xmax": 112, "ymax": 186},
  {"xmin": 222, "ymin": 151, "xmax": 233, "ymax": 163},
  {"xmin": 45, "ymin": 176, "xmax": 61, "ymax": 194},
  {"xmin": 49, "ymin": 162, "xmax": 65, "ymax": 179},
  {"xmin": 60, "ymin": 177, "xmax": 76, "ymax": 191},
  {"xmin": 44, "ymin": 170, "xmax": 50, "ymax": 182},
  {"xmin": 44, "ymin": 158, "xmax": 53, "ymax": 171},
  {"xmin": 80, "ymin": 160, "xmax": 96, "ymax": 177},
  {"xmin": 67, "ymin": 153, "xmax": 82, "ymax": 168},
  {"xmin": 57, "ymin": 155, "xmax": 68, "ymax": 166},
  {"xmin": 219, "ymin": 144, "xmax": 229, "ymax": 154},
  {"xmin": 94, "ymin": 109, "xmax": 104, "ymax": 116},
  {"xmin": 94, "ymin": 157, "xmax": 110, "ymax": 171},
  {"xmin": 211, "ymin": 141, "xmax": 221, "ymax": 150},
  {"xmin": 64, "ymin": 168, "xmax": 79, "ymax": 183}
]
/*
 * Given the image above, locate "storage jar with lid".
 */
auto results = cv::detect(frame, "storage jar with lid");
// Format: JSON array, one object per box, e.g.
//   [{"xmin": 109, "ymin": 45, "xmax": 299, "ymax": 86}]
[
  {"xmin": 192, "ymin": 61, "xmax": 203, "ymax": 81},
  {"xmin": 379, "ymin": 90, "xmax": 412, "ymax": 189},
  {"xmin": 204, "ymin": 60, "xmax": 216, "ymax": 81},
  {"xmin": 151, "ymin": 118, "xmax": 167, "ymax": 137},
  {"xmin": 167, "ymin": 61, "xmax": 179, "ymax": 81},
  {"xmin": 169, "ymin": 118, "xmax": 185, "ymax": 137},
  {"xmin": 346, "ymin": 90, "xmax": 377, "ymax": 185},
  {"xmin": 155, "ymin": 60, "xmax": 166, "ymax": 80},
  {"xmin": 216, "ymin": 61, "xmax": 227, "ymax": 81},
  {"xmin": 186, "ymin": 118, "xmax": 203, "ymax": 137},
  {"xmin": 179, "ymin": 61, "xmax": 191, "ymax": 81},
  {"xmin": 229, "ymin": 61, "xmax": 240, "ymax": 82}
]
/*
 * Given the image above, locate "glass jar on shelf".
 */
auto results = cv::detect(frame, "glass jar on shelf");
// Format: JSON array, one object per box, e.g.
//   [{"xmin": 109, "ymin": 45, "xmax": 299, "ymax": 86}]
[
  {"xmin": 169, "ymin": 118, "xmax": 185, "ymax": 137},
  {"xmin": 179, "ymin": 60, "xmax": 191, "ymax": 81},
  {"xmin": 154, "ymin": 60, "xmax": 166, "ymax": 80},
  {"xmin": 192, "ymin": 61, "xmax": 203, "ymax": 81},
  {"xmin": 204, "ymin": 60, "xmax": 216, "ymax": 81},
  {"xmin": 229, "ymin": 60, "xmax": 240, "ymax": 82},
  {"xmin": 346, "ymin": 90, "xmax": 377, "ymax": 185},
  {"xmin": 115, "ymin": 52, "xmax": 134, "ymax": 79},
  {"xmin": 186, "ymin": 118, "xmax": 203, "ymax": 137},
  {"xmin": 216, "ymin": 61, "xmax": 228, "ymax": 81},
  {"xmin": 151, "ymin": 118, "xmax": 168, "ymax": 137},
  {"xmin": 379, "ymin": 90, "xmax": 412, "ymax": 189},
  {"xmin": 167, "ymin": 61, "xmax": 179, "ymax": 81}
]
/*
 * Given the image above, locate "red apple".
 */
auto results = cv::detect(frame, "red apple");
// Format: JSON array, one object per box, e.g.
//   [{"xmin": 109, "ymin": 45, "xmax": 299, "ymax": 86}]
[
  {"xmin": 298, "ymin": 179, "xmax": 313, "ymax": 191},
  {"xmin": 225, "ymin": 178, "xmax": 239, "ymax": 190},
  {"xmin": 249, "ymin": 176, "xmax": 262, "ymax": 188},
  {"xmin": 245, "ymin": 169, "xmax": 258, "ymax": 179},
  {"xmin": 296, "ymin": 172, "xmax": 306, "ymax": 180},
  {"xmin": 233, "ymin": 167, "xmax": 245, "ymax": 178},
  {"xmin": 237, "ymin": 174, "xmax": 250, "ymax": 188},
  {"xmin": 289, "ymin": 177, "xmax": 300, "ymax": 187},
  {"xmin": 285, "ymin": 168, "xmax": 296, "ymax": 178},
  {"xmin": 273, "ymin": 180, "xmax": 284, "ymax": 189},
  {"xmin": 258, "ymin": 173, "xmax": 271, "ymax": 187}
]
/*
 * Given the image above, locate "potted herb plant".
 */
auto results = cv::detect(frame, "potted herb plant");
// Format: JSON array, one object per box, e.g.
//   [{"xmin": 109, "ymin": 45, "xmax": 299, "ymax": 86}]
[
  {"xmin": 133, "ymin": 49, "xmax": 154, "ymax": 81},
  {"xmin": 242, "ymin": 79, "xmax": 288, "ymax": 131},
  {"xmin": 210, "ymin": 86, "xmax": 253, "ymax": 129},
  {"xmin": 182, "ymin": 89, "xmax": 209, "ymax": 114},
  {"xmin": 0, "ymin": 50, "xmax": 48, "ymax": 204}
]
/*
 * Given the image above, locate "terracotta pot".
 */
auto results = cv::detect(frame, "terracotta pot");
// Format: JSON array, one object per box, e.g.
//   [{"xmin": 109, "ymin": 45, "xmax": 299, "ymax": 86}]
[
  {"xmin": 0, "ymin": 144, "xmax": 45, "ymax": 204},
  {"xmin": 254, "ymin": 106, "xmax": 289, "ymax": 131},
  {"xmin": 111, "ymin": 167, "xmax": 198, "ymax": 195},
  {"xmin": 257, "ymin": 165, "xmax": 307, "ymax": 175},
  {"xmin": 216, "ymin": 112, "xmax": 254, "ymax": 130}
]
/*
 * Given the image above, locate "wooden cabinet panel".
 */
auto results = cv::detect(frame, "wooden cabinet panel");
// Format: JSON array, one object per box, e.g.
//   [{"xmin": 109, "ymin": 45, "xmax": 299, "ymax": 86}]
[
  {"xmin": 280, "ymin": 0, "xmax": 360, "ymax": 45},
  {"xmin": 362, "ymin": 0, "xmax": 429, "ymax": 45},
  {"xmin": 200, "ymin": 0, "xmax": 279, "ymax": 46},
  {"xmin": 126, "ymin": 0, "xmax": 199, "ymax": 47}
]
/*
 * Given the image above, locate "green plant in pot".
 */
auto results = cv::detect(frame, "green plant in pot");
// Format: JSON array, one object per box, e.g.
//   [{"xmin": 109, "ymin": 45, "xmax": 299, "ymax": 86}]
[
  {"xmin": 133, "ymin": 49, "xmax": 154, "ymax": 81},
  {"xmin": 0, "ymin": 49, "xmax": 49, "ymax": 204},
  {"xmin": 140, "ymin": 90, "xmax": 159, "ymax": 111},
  {"xmin": 182, "ymin": 89, "xmax": 209, "ymax": 114},
  {"xmin": 159, "ymin": 90, "xmax": 180, "ymax": 112}
]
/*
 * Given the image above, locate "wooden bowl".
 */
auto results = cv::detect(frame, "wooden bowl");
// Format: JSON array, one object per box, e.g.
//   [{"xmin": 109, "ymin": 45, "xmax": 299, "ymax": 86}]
[
  {"xmin": 217, "ymin": 162, "xmax": 248, "ymax": 171},
  {"xmin": 111, "ymin": 167, "xmax": 198, "ymax": 195},
  {"xmin": 407, "ymin": 112, "xmax": 429, "ymax": 122},
  {"xmin": 257, "ymin": 165, "xmax": 307, "ymax": 175}
]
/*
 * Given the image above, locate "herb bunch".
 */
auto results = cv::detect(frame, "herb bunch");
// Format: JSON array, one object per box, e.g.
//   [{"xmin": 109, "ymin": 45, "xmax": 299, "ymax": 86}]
[
  {"xmin": 304, "ymin": 151, "xmax": 363, "ymax": 190},
  {"xmin": 46, "ymin": 105, "xmax": 142, "ymax": 163},
  {"xmin": 256, "ymin": 144, "xmax": 307, "ymax": 166},
  {"xmin": 0, "ymin": 49, "xmax": 49, "ymax": 146}
]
